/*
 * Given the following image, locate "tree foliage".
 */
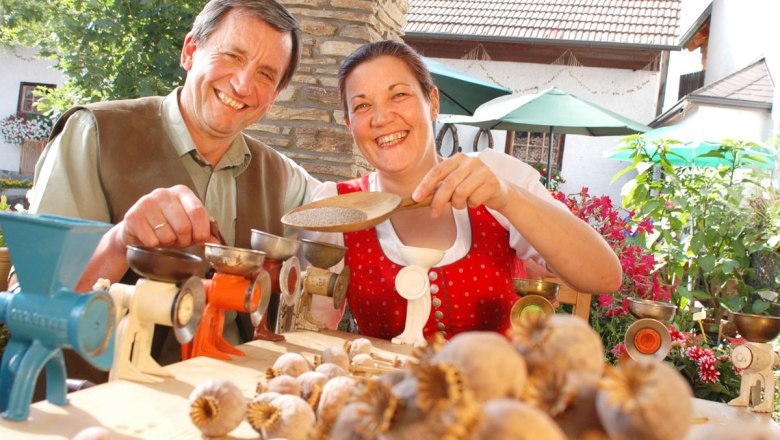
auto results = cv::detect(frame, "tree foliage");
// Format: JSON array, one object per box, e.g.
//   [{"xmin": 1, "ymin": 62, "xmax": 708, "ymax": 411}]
[{"xmin": 1, "ymin": 0, "xmax": 201, "ymax": 115}]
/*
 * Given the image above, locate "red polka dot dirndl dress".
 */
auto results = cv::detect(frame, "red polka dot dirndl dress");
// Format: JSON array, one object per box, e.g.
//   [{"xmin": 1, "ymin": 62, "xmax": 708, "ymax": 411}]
[{"xmin": 337, "ymin": 176, "xmax": 520, "ymax": 340}]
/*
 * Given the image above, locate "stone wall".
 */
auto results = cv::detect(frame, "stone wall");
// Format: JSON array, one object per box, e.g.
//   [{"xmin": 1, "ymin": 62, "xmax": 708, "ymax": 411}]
[{"xmin": 245, "ymin": 0, "xmax": 409, "ymax": 182}]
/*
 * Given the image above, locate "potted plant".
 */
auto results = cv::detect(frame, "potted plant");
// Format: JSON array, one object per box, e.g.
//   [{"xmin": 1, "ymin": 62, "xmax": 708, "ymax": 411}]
[{"xmin": 617, "ymin": 136, "xmax": 779, "ymax": 331}]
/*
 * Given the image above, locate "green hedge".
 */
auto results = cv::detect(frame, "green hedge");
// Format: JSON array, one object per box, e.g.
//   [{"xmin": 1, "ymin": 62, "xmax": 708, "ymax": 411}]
[{"xmin": 0, "ymin": 179, "xmax": 32, "ymax": 189}]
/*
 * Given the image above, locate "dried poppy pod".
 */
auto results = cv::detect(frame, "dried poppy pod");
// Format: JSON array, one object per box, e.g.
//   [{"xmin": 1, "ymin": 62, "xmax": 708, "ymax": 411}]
[
  {"xmin": 345, "ymin": 338, "xmax": 397, "ymax": 365},
  {"xmin": 316, "ymin": 362, "xmax": 348, "ymax": 379},
  {"xmin": 512, "ymin": 313, "xmax": 605, "ymax": 377},
  {"xmin": 188, "ymin": 379, "xmax": 246, "ymax": 437},
  {"xmin": 319, "ymin": 346, "xmax": 350, "ymax": 371},
  {"xmin": 380, "ymin": 362, "xmax": 480, "ymax": 440},
  {"xmin": 431, "ymin": 331, "xmax": 527, "ymax": 402},
  {"xmin": 525, "ymin": 370, "xmax": 607, "ymax": 439},
  {"xmin": 311, "ymin": 375, "xmax": 360, "ymax": 440},
  {"xmin": 247, "ymin": 393, "xmax": 315, "ymax": 440},
  {"xmin": 296, "ymin": 370, "xmax": 328, "ymax": 407},
  {"xmin": 596, "ymin": 360, "xmax": 693, "ymax": 440},
  {"xmin": 272, "ymin": 352, "xmax": 313, "ymax": 378},
  {"xmin": 473, "ymin": 399, "xmax": 567, "ymax": 440},
  {"xmin": 329, "ymin": 379, "xmax": 399, "ymax": 439},
  {"xmin": 257, "ymin": 374, "xmax": 301, "ymax": 396}
]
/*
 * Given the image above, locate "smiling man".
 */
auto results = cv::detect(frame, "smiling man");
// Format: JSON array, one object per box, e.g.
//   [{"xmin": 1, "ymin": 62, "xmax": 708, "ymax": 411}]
[{"xmin": 28, "ymin": 0, "xmax": 318, "ymax": 371}]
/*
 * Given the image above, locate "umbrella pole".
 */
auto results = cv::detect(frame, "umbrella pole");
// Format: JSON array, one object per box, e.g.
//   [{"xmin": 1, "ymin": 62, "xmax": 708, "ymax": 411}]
[{"xmin": 545, "ymin": 127, "xmax": 554, "ymax": 189}]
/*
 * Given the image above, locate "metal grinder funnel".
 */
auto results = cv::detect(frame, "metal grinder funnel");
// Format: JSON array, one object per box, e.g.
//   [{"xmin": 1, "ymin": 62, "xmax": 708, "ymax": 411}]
[{"xmin": 0, "ymin": 212, "xmax": 114, "ymax": 421}]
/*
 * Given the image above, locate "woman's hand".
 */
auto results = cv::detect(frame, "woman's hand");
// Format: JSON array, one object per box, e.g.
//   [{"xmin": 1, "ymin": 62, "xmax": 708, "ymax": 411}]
[{"xmin": 413, "ymin": 153, "xmax": 511, "ymax": 217}]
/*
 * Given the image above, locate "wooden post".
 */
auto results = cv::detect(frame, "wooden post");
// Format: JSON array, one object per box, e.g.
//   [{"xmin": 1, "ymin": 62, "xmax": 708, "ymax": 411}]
[{"xmin": 504, "ymin": 130, "xmax": 515, "ymax": 156}]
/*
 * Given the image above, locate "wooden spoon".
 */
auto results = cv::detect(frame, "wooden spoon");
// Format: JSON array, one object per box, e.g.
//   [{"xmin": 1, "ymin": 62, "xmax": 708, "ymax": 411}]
[{"xmin": 282, "ymin": 192, "xmax": 433, "ymax": 232}]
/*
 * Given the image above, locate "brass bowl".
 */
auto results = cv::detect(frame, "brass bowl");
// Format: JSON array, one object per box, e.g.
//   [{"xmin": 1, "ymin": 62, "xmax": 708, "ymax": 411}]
[
  {"xmin": 205, "ymin": 243, "xmax": 266, "ymax": 276},
  {"xmin": 250, "ymin": 229, "xmax": 301, "ymax": 260},
  {"xmin": 300, "ymin": 238, "xmax": 347, "ymax": 269},
  {"xmin": 627, "ymin": 297, "xmax": 677, "ymax": 323},
  {"xmin": 732, "ymin": 312, "xmax": 780, "ymax": 343},
  {"xmin": 126, "ymin": 246, "xmax": 203, "ymax": 283},
  {"xmin": 512, "ymin": 278, "xmax": 560, "ymax": 301}
]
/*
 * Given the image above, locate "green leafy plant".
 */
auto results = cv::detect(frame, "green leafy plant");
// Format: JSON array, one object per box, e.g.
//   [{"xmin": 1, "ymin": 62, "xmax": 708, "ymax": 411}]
[
  {"xmin": 0, "ymin": 179, "xmax": 33, "ymax": 190},
  {"xmin": 1, "ymin": 0, "xmax": 201, "ymax": 113},
  {"xmin": 614, "ymin": 136, "xmax": 779, "ymax": 321}
]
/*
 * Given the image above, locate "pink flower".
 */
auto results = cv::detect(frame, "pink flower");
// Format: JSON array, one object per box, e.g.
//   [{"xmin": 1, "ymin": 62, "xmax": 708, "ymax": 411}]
[
  {"xmin": 686, "ymin": 346, "xmax": 712, "ymax": 362},
  {"xmin": 668, "ymin": 326, "xmax": 689, "ymax": 344},
  {"xmin": 611, "ymin": 343, "xmax": 628, "ymax": 361},
  {"xmin": 697, "ymin": 356, "xmax": 720, "ymax": 383},
  {"xmin": 598, "ymin": 294, "xmax": 614, "ymax": 308}
]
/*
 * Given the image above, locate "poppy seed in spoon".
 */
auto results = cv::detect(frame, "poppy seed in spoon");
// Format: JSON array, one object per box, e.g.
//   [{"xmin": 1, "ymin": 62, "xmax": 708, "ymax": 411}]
[{"xmin": 285, "ymin": 207, "xmax": 368, "ymax": 227}]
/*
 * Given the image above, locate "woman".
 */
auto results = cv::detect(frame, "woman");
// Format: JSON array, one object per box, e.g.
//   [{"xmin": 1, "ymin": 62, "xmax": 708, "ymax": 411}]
[{"xmin": 305, "ymin": 40, "xmax": 621, "ymax": 339}]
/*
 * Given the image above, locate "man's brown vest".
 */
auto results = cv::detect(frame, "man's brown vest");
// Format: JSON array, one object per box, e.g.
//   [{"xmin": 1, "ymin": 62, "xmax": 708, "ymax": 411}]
[
  {"xmin": 50, "ymin": 96, "xmax": 289, "ymax": 348},
  {"xmin": 51, "ymin": 96, "xmax": 287, "ymax": 247}
]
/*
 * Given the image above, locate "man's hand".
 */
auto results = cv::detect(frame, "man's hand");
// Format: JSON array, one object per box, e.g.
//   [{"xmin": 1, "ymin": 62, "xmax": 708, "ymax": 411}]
[{"xmin": 120, "ymin": 185, "xmax": 211, "ymax": 249}]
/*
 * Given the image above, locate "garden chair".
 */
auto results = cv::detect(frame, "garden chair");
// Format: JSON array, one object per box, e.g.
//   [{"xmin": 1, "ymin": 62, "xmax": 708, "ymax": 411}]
[{"xmin": 545, "ymin": 277, "xmax": 593, "ymax": 322}]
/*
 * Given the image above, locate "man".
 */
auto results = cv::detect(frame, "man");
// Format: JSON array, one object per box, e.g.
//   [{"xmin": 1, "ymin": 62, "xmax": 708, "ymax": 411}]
[{"xmin": 27, "ymin": 0, "xmax": 318, "ymax": 373}]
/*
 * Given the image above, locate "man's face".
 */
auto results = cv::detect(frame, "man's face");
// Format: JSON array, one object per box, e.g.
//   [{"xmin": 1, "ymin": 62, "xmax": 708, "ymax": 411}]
[{"xmin": 179, "ymin": 10, "xmax": 292, "ymax": 144}]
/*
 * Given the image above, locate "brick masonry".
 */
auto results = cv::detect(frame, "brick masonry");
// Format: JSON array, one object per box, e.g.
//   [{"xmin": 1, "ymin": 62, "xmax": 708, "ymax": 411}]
[{"xmin": 245, "ymin": 0, "xmax": 410, "ymax": 181}]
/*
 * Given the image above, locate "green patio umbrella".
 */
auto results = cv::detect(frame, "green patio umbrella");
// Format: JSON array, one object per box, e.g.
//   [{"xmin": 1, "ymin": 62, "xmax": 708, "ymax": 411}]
[
  {"xmin": 423, "ymin": 58, "xmax": 512, "ymax": 116},
  {"xmin": 604, "ymin": 124, "xmax": 777, "ymax": 169},
  {"xmin": 444, "ymin": 87, "xmax": 651, "ymax": 186}
]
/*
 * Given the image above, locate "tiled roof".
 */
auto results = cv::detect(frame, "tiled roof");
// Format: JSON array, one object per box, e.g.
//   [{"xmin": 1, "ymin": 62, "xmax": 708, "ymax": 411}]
[
  {"xmin": 692, "ymin": 58, "xmax": 774, "ymax": 104},
  {"xmin": 405, "ymin": 0, "xmax": 681, "ymax": 47}
]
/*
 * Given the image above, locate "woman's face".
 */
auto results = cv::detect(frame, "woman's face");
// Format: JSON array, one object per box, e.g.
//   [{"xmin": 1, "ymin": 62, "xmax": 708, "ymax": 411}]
[{"xmin": 343, "ymin": 55, "xmax": 440, "ymax": 178}]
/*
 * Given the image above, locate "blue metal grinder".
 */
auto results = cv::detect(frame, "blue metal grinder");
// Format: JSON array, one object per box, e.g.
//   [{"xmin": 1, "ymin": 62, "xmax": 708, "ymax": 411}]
[{"xmin": 0, "ymin": 212, "xmax": 115, "ymax": 421}]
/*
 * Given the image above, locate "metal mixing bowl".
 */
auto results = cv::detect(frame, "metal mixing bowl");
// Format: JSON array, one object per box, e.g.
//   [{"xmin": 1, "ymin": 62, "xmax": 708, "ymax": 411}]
[
  {"xmin": 204, "ymin": 243, "xmax": 266, "ymax": 276},
  {"xmin": 732, "ymin": 312, "xmax": 780, "ymax": 343},
  {"xmin": 627, "ymin": 297, "xmax": 677, "ymax": 323},
  {"xmin": 300, "ymin": 238, "xmax": 347, "ymax": 268},
  {"xmin": 512, "ymin": 278, "xmax": 560, "ymax": 300},
  {"xmin": 250, "ymin": 229, "xmax": 301, "ymax": 260},
  {"xmin": 126, "ymin": 246, "xmax": 203, "ymax": 283}
]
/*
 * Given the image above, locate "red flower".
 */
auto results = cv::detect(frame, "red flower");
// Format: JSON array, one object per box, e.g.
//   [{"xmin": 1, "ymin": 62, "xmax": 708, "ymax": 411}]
[{"xmin": 611, "ymin": 343, "xmax": 629, "ymax": 361}]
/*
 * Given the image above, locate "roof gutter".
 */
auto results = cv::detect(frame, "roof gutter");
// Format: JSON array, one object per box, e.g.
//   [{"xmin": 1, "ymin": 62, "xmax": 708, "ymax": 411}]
[
  {"xmin": 679, "ymin": 3, "xmax": 712, "ymax": 48},
  {"xmin": 651, "ymin": 94, "xmax": 772, "ymax": 127},
  {"xmin": 403, "ymin": 31, "xmax": 680, "ymax": 52},
  {"xmin": 687, "ymin": 94, "xmax": 772, "ymax": 109}
]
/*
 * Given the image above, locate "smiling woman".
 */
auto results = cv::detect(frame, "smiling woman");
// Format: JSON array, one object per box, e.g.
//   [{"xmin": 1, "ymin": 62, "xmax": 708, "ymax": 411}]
[{"xmin": 301, "ymin": 40, "xmax": 622, "ymax": 340}]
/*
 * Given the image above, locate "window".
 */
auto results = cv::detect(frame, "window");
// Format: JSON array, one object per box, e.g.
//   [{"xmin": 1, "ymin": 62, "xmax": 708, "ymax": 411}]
[
  {"xmin": 511, "ymin": 131, "xmax": 565, "ymax": 169},
  {"xmin": 17, "ymin": 82, "xmax": 56, "ymax": 115}
]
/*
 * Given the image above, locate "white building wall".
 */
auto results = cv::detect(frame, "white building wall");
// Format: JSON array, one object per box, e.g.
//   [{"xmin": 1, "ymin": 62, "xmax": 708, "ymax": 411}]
[
  {"xmin": 666, "ymin": 0, "xmax": 780, "ymax": 139},
  {"xmin": 706, "ymin": 0, "xmax": 778, "ymax": 87},
  {"xmin": 664, "ymin": 103, "xmax": 771, "ymax": 145},
  {"xmin": 0, "ymin": 47, "xmax": 65, "ymax": 175},
  {"xmin": 435, "ymin": 58, "xmax": 658, "ymax": 205}
]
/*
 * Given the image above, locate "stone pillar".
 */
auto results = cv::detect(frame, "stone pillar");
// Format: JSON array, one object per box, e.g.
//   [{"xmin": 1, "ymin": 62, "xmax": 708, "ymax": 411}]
[{"xmin": 245, "ymin": 0, "xmax": 409, "ymax": 181}]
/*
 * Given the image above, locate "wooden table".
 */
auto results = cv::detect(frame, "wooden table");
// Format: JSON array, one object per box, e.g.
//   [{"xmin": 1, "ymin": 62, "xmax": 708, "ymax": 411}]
[{"xmin": 0, "ymin": 330, "xmax": 777, "ymax": 439}]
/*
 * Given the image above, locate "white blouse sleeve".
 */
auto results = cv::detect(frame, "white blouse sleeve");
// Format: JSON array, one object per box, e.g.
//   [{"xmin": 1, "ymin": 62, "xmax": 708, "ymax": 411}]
[{"xmin": 475, "ymin": 149, "xmax": 571, "ymax": 267}]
